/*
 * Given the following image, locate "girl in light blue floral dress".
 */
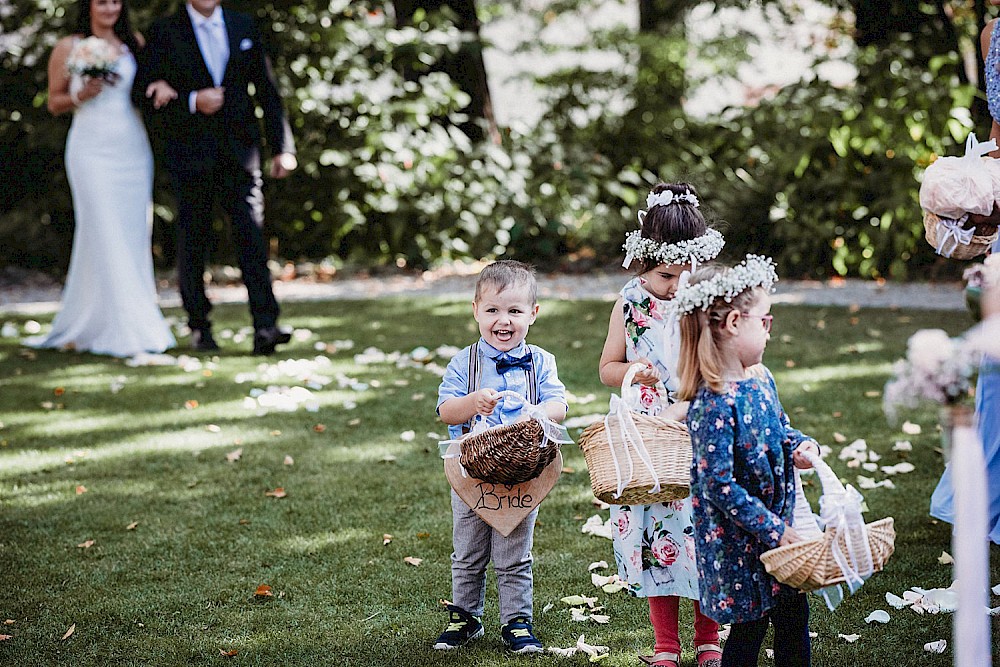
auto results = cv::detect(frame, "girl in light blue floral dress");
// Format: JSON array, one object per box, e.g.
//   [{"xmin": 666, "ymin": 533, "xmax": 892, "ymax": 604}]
[
  {"xmin": 675, "ymin": 257, "xmax": 820, "ymax": 667},
  {"xmin": 599, "ymin": 183, "xmax": 726, "ymax": 667}
]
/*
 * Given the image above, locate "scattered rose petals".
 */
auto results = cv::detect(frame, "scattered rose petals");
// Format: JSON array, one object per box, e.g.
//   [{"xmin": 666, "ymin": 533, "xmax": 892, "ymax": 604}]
[
  {"xmin": 561, "ymin": 595, "xmax": 598, "ymax": 608},
  {"xmin": 865, "ymin": 610, "xmax": 890, "ymax": 624},
  {"xmin": 226, "ymin": 448, "xmax": 243, "ymax": 463},
  {"xmin": 924, "ymin": 640, "xmax": 947, "ymax": 654},
  {"xmin": 588, "ymin": 561, "xmax": 609, "ymax": 571},
  {"xmin": 765, "ymin": 649, "xmax": 774, "ymax": 659},
  {"xmin": 283, "ymin": 455, "xmax": 294, "ymax": 466},
  {"xmin": 937, "ymin": 551, "xmax": 954, "ymax": 565},
  {"xmin": 61, "ymin": 624, "xmax": 75, "ymax": 640},
  {"xmin": 380, "ymin": 454, "xmax": 397, "ymax": 463},
  {"xmin": 886, "ymin": 592, "xmax": 908, "ymax": 609},
  {"xmin": 893, "ymin": 440, "xmax": 912, "ymax": 452},
  {"xmin": 0, "ymin": 634, "xmax": 11, "ymax": 641},
  {"xmin": 206, "ymin": 424, "xmax": 221, "ymax": 433},
  {"xmin": 254, "ymin": 584, "xmax": 274, "ymax": 598},
  {"xmin": 126, "ymin": 521, "xmax": 138, "ymax": 531},
  {"xmin": 581, "ymin": 515, "xmax": 612, "ymax": 540},
  {"xmin": 838, "ymin": 633, "xmax": 860, "ymax": 643},
  {"xmin": 264, "ymin": 487, "xmax": 287, "ymax": 499},
  {"xmin": 383, "ymin": 534, "xmax": 393, "ymax": 546},
  {"xmin": 313, "ymin": 424, "xmax": 326, "ymax": 433},
  {"xmin": 184, "ymin": 400, "xmax": 199, "ymax": 409},
  {"xmin": 403, "ymin": 556, "xmax": 423, "ymax": 566},
  {"xmin": 881, "ymin": 462, "xmax": 915, "ymax": 476},
  {"xmin": 902, "ymin": 421, "xmax": 922, "ymax": 435},
  {"xmin": 220, "ymin": 649, "xmax": 238, "ymax": 657},
  {"xmin": 75, "ymin": 485, "xmax": 87, "ymax": 495},
  {"xmin": 77, "ymin": 540, "xmax": 95, "ymax": 549},
  {"xmin": 3, "ymin": 620, "xmax": 13, "ymax": 625},
  {"xmin": 992, "ymin": 584, "xmax": 1000, "ymax": 595},
  {"xmin": 542, "ymin": 602, "xmax": 554, "ymax": 613},
  {"xmin": 833, "ymin": 432, "xmax": 847, "ymax": 443}
]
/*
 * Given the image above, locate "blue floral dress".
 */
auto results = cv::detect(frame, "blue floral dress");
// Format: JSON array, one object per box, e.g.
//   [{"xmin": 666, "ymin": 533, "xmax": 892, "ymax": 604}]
[
  {"xmin": 609, "ymin": 277, "xmax": 699, "ymax": 600},
  {"xmin": 687, "ymin": 368, "xmax": 813, "ymax": 624}
]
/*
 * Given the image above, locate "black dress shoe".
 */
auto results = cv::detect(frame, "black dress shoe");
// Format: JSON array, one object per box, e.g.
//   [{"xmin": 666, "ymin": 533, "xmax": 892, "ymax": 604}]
[
  {"xmin": 253, "ymin": 326, "xmax": 292, "ymax": 355},
  {"xmin": 191, "ymin": 328, "xmax": 220, "ymax": 352}
]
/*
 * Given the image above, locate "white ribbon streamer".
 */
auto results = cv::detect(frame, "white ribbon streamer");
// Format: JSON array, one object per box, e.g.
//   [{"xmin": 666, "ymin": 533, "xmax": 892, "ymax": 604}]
[
  {"xmin": 602, "ymin": 364, "xmax": 665, "ymax": 499},
  {"xmin": 935, "ymin": 215, "xmax": 975, "ymax": 258}
]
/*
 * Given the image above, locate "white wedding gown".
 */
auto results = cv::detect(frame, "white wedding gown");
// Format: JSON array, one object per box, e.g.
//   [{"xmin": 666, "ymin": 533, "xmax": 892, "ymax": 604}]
[{"xmin": 33, "ymin": 47, "xmax": 175, "ymax": 357}]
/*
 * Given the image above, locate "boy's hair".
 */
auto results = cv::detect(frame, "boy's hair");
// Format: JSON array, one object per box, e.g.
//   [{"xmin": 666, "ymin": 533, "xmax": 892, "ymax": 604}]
[
  {"xmin": 636, "ymin": 182, "xmax": 709, "ymax": 274},
  {"xmin": 475, "ymin": 260, "xmax": 538, "ymax": 304},
  {"xmin": 677, "ymin": 264, "xmax": 766, "ymax": 399}
]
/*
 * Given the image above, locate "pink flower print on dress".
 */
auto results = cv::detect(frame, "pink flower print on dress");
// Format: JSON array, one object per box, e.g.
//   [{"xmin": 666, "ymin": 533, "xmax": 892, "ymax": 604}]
[
  {"xmin": 629, "ymin": 303, "xmax": 650, "ymax": 329},
  {"xmin": 646, "ymin": 298, "xmax": 664, "ymax": 321},
  {"xmin": 616, "ymin": 511, "xmax": 630, "ymax": 537},
  {"xmin": 651, "ymin": 535, "xmax": 680, "ymax": 567}
]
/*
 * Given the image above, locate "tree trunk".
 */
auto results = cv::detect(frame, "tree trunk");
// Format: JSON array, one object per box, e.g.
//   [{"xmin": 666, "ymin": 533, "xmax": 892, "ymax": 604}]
[
  {"xmin": 636, "ymin": 0, "xmax": 688, "ymax": 110},
  {"xmin": 394, "ymin": 0, "xmax": 499, "ymax": 144}
]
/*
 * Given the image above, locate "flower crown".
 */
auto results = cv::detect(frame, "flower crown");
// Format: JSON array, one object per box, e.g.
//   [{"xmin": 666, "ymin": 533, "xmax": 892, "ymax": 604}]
[
  {"xmin": 622, "ymin": 228, "xmax": 725, "ymax": 270},
  {"xmin": 670, "ymin": 254, "xmax": 778, "ymax": 316}
]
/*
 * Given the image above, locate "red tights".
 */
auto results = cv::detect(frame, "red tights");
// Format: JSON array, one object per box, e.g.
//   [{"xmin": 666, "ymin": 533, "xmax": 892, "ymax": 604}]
[{"xmin": 648, "ymin": 595, "xmax": 719, "ymax": 656}]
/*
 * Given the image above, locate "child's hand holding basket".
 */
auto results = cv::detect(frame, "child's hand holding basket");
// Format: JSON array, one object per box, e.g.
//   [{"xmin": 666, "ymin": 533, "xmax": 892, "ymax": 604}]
[{"xmin": 579, "ymin": 363, "xmax": 691, "ymax": 505}]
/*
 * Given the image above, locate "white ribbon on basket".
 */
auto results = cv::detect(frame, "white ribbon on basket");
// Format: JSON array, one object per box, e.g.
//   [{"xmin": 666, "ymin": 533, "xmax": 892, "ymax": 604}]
[
  {"xmin": 438, "ymin": 390, "xmax": 572, "ymax": 478},
  {"xmin": 796, "ymin": 450, "xmax": 874, "ymax": 609},
  {"xmin": 603, "ymin": 363, "xmax": 668, "ymax": 500},
  {"xmin": 935, "ymin": 214, "xmax": 975, "ymax": 258}
]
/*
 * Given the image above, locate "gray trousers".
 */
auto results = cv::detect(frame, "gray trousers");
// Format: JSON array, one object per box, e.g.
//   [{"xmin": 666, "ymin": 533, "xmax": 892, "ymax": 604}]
[{"xmin": 450, "ymin": 489, "xmax": 536, "ymax": 623}]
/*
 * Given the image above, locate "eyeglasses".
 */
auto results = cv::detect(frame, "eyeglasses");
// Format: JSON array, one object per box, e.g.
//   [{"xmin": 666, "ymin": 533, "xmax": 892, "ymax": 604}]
[{"xmin": 742, "ymin": 312, "xmax": 774, "ymax": 333}]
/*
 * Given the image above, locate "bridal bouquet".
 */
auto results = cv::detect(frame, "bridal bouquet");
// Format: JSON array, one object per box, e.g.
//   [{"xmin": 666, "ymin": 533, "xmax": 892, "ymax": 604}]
[
  {"xmin": 883, "ymin": 329, "xmax": 980, "ymax": 422},
  {"xmin": 66, "ymin": 36, "xmax": 120, "ymax": 82}
]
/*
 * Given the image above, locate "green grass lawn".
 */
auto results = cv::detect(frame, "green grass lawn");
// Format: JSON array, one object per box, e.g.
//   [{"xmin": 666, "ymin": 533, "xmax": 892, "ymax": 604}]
[{"xmin": 1, "ymin": 297, "xmax": 998, "ymax": 666}]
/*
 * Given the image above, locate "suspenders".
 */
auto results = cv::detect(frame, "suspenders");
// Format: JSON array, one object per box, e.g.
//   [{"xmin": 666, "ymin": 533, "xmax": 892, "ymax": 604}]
[{"xmin": 463, "ymin": 341, "xmax": 538, "ymax": 432}]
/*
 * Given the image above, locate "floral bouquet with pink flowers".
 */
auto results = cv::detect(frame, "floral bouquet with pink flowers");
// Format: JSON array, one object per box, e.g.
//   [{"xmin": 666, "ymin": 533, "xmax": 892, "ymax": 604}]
[
  {"xmin": 883, "ymin": 329, "xmax": 981, "ymax": 422},
  {"xmin": 66, "ymin": 36, "xmax": 120, "ymax": 82}
]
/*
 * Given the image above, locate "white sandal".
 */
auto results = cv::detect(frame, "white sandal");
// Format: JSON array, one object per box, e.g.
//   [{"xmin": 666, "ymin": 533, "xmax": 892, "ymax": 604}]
[{"xmin": 638, "ymin": 651, "xmax": 680, "ymax": 667}]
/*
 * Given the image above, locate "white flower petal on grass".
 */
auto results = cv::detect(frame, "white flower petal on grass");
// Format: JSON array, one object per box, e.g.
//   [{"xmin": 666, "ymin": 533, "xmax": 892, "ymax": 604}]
[
  {"xmin": 808, "ymin": 631, "xmax": 818, "ymax": 638},
  {"xmin": 576, "ymin": 635, "xmax": 610, "ymax": 662},
  {"xmin": 589, "ymin": 614, "xmax": 610, "ymax": 624},
  {"xmin": 838, "ymin": 633, "xmax": 861, "ymax": 643},
  {"xmin": 765, "ymin": 649, "xmax": 774, "ymax": 659},
  {"xmin": 581, "ymin": 515, "xmax": 613, "ymax": 540},
  {"xmin": 886, "ymin": 592, "xmax": 909, "ymax": 609},
  {"xmin": 924, "ymin": 587, "xmax": 959, "ymax": 612},
  {"xmin": 893, "ymin": 440, "xmax": 913, "ymax": 452},
  {"xmin": 992, "ymin": 584, "xmax": 1000, "ymax": 595},
  {"xmin": 400, "ymin": 430, "xmax": 415, "ymax": 442},
  {"xmin": 924, "ymin": 640, "xmax": 947, "ymax": 654},
  {"xmin": 902, "ymin": 421, "xmax": 922, "ymax": 435},
  {"xmin": 591, "ymin": 573, "xmax": 611, "ymax": 587},
  {"xmin": 588, "ymin": 561, "xmax": 609, "ymax": 571},
  {"xmin": 547, "ymin": 646, "xmax": 577, "ymax": 657},
  {"xmin": 542, "ymin": 602, "xmax": 554, "ymax": 613},
  {"xmin": 988, "ymin": 606, "xmax": 1000, "ymax": 617},
  {"xmin": 937, "ymin": 551, "xmax": 954, "ymax": 565},
  {"xmin": 0, "ymin": 323, "xmax": 18, "ymax": 338},
  {"xmin": 862, "ymin": 463, "xmax": 879, "ymax": 472},
  {"xmin": 718, "ymin": 625, "xmax": 731, "ymax": 641},
  {"xmin": 561, "ymin": 595, "xmax": 598, "ymax": 608},
  {"xmin": 881, "ymin": 462, "xmax": 915, "ymax": 476},
  {"xmin": 865, "ymin": 610, "xmax": 890, "ymax": 624}
]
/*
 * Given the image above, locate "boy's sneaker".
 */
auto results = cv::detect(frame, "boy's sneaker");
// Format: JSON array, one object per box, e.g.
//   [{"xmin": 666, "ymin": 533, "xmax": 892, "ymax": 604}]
[
  {"xmin": 432, "ymin": 605, "xmax": 484, "ymax": 650},
  {"xmin": 500, "ymin": 617, "xmax": 544, "ymax": 654}
]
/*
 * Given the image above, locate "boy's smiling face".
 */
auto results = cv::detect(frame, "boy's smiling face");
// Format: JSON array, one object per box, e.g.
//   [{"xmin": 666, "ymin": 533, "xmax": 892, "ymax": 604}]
[{"xmin": 472, "ymin": 281, "xmax": 539, "ymax": 352}]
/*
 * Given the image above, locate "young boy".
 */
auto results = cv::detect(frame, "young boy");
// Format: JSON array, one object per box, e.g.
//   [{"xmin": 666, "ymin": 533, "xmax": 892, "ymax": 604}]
[{"xmin": 435, "ymin": 260, "xmax": 568, "ymax": 653}]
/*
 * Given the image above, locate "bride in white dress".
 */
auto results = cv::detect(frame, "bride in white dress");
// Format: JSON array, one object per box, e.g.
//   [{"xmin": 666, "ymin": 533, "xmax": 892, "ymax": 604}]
[{"xmin": 36, "ymin": 0, "xmax": 176, "ymax": 358}]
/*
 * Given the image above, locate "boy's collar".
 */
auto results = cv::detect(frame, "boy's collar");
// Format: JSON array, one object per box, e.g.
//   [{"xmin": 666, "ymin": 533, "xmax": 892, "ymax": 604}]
[{"xmin": 478, "ymin": 338, "xmax": 528, "ymax": 358}]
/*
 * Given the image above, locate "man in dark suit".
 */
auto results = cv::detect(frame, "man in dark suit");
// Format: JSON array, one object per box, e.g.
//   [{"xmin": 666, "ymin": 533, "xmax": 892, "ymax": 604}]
[{"xmin": 134, "ymin": 0, "xmax": 296, "ymax": 355}]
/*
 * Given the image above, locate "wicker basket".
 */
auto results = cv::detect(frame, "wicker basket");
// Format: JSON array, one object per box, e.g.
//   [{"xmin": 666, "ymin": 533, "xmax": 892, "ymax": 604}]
[
  {"xmin": 923, "ymin": 211, "xmax": 997, "ymax": 260},
  {"xmin": 760, "ymin": 453, "xmax": 895, "ymax": 592},
  {"xmin": 578, "ymin": 364, "xmax": 691, "ymax": 505},
  {"xmin": 460, "ymin": 418, "xmax": 558, "ymax": 485}
]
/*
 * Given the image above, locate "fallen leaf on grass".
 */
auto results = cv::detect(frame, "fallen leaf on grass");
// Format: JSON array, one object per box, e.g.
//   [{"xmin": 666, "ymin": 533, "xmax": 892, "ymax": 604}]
[
  {"xmin": 226, "ymin": 448, "xmax": 243, "ymax": 463},
  {"xmin": 403, "ymin": 556, "xmax": 423, "ymax": 566},
  {"xmin": 125, "ymin": 521, "xmax": 139, "ymax": 531},
  {"xmin": 77, "ymin": 540, "xmax": 95, "ymax": 549},
  {"xmin": 924, "ymin": 640, "xmax": 947, "ymax": 654},
  {"xmin": 383, "ymin": 534, "xmax": 393, "ymax": 546},
  {"xmin": 254, "ymin": 584, "xmax": 274, "ymax": 598},
  {"xmin": 61, "ymin": 624, "xmax": 75, "ymax": 640},
  {"xmin": 76, "ymin": 486, "xmax": 87, "ymax": 495},
  {"xmin": 938, "ymin": 551, "xmax": 954, "ymax": 565},
  {"xmin": 219, "ymin": 649, "xmax": 238, "ymax": 657},
  {"xmin": 264, "ymin": 487, "xmax": 287, "ymax": 499}
]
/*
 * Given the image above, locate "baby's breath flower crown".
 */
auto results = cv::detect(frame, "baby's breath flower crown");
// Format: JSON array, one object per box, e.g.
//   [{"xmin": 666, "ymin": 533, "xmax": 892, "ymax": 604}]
[
  {"xmin": 622, "ymin": 228, "xmax": 725, "ymax": 271},
  {"xmin": 671, "ymin": 254, "xmax": 778, "ymax": 316}
]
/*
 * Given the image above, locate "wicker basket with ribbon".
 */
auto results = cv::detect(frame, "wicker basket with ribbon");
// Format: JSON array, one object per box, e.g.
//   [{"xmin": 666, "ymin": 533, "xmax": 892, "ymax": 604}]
[
  {"xmin": 578, "ymin": 363, "xmax": 691, "ymax": 505},
  {"xmin": 759, "ymin": 450, "xmax": 895, "ymax": 594},
  {"xmin": 442, "ymin": 390, "xmax": 572, "ymax": 485},
  {"xmin": 923, "ymin": 211, "xmax": 997, "ymax": 260}
]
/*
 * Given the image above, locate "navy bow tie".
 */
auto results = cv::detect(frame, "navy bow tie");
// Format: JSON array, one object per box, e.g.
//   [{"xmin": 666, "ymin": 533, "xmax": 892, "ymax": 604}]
[{"xmin": 494, "ymin": 354, "xmax": 532, "ymax": 374}]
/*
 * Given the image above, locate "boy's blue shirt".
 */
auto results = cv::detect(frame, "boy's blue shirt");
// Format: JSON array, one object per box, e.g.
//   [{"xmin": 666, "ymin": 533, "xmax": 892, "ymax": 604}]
[{"xmin": 437, "ymin": 338, "xmax": 567, "ymax": 440}]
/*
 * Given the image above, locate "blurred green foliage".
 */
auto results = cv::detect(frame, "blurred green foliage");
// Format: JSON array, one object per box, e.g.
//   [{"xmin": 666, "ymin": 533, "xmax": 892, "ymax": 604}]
[{"xmin": 0, "ymin": 0, "xmax": 986, "ymax": 277}]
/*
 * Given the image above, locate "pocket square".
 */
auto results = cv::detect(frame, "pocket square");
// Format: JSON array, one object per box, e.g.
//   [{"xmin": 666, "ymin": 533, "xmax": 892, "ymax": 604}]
[{"xmin": 239, "ymin": 38, "xmax": 253, "ymax": 51}]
